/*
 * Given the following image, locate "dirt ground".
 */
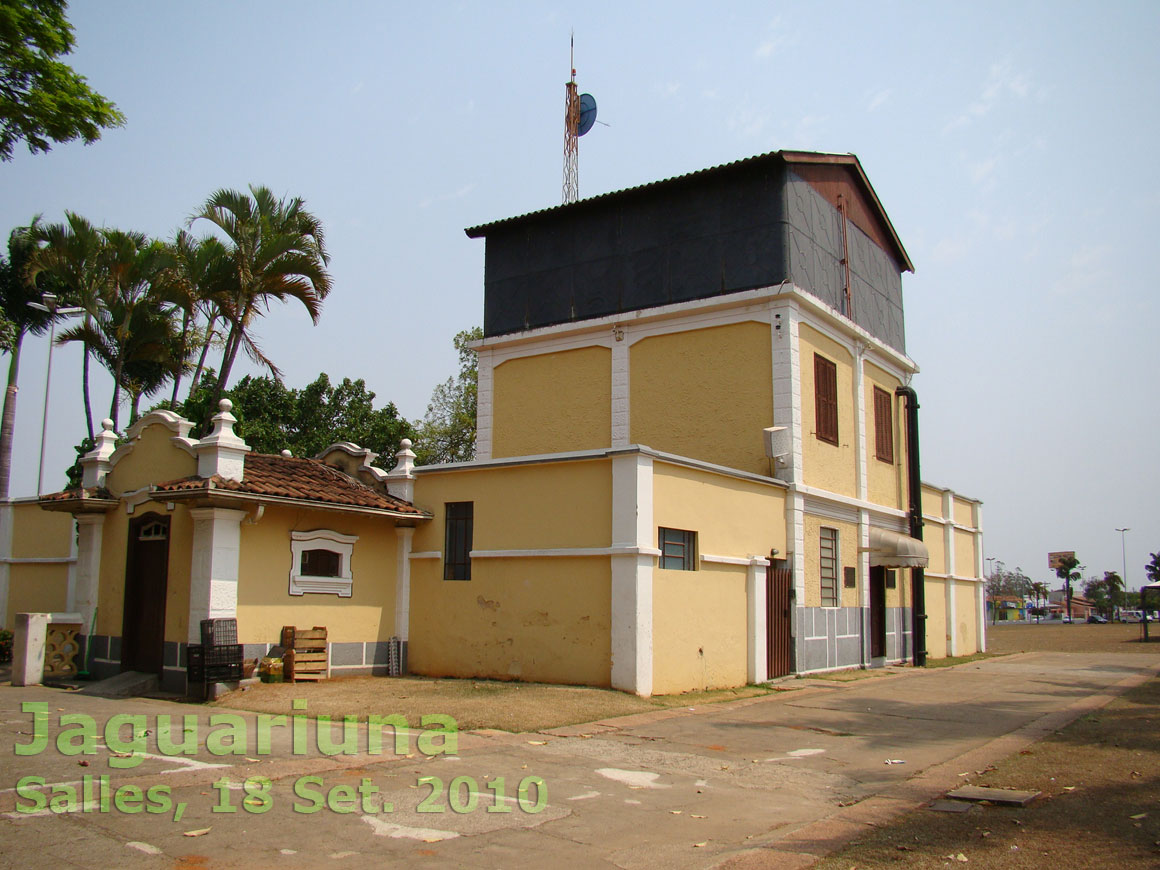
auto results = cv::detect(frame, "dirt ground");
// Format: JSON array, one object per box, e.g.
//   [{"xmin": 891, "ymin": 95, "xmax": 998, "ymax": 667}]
[
  {"xmin": 815, "ymin": 622, "xmax": 1160, "ymax": 868},
  {"xmin": 213, "ymin": 675, "xmax": 777, "ymax": 732},
  {"xmin": 986, "ymin": 620, "xmax": 1160, "ymax": 656}
]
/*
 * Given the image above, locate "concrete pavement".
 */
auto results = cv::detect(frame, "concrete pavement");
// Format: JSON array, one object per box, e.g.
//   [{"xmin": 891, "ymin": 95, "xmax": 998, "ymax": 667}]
[{"xmin": 1, "ymin": 651, "xmax": 1157, "ymax": 869}]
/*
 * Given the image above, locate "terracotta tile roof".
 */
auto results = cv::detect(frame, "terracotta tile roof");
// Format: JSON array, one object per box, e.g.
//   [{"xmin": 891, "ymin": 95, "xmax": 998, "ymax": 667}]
[
  {"xmin": 154, "ymin": 453, "xmax": 429, "ymax": 516},
  {"xmin": 39, "ymin": 486, "xmax": 115, "ymax": 503}
]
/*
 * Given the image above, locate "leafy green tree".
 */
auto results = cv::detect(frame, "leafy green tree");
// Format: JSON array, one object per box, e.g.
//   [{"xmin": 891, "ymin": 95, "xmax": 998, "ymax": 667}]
[
  {"xmin": 1055, "ymin": 554, "xmax": 1083, "ymax": 622},
  {"xmin": 190, "ymin": 185, "xmax": 332, "ymax": 416},
  {"xmin": 178, "ymin": 372, "xmax": 414, "ymax": 466},
  {"xmin": 1029, "ymin": 580, "xmax": 1050, "ymax": 623},
  {"xmin": 1102, "ymin": 571, "xmax": 1124, "ymax": 616},
  {"xmin": 414, "ymin": 326, "xmax": 481, "ymax": 465},
  {"xmin": 0, "ymin": 222, "xmax": 62, "ymax": 497},
  {"xmin": 986, "ymin": 563, "xmax": 1031, "ymax": 623},
  {"xmin": 0, "ymin": 0, "xmax": 124, "ymax": 161}
]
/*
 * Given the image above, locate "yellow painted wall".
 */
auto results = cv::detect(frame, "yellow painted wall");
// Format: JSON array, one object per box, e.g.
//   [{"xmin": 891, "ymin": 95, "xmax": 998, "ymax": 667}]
[
  {"xmin": 106, "ymin": 421, "xmax": 197, "ymax": 494},
  {"xmin": 652, "ymin": 462, "xmax": 786, "ymax": 559},
  {"xmin": 12, "ymin": 502, "xmax": 73, "ymax": 559},
  {"xmin": 953, "ymin": 499, "xmax": 976, "ymax": 529},
  {"xmin": 630, "ymin": 322, "xmax": 773, "ymax": 475},
  {"xmin": 921, "ymin": 487, "xmax": 945, "ymax": 520},
  {"xmin": 864, "ymin": 362, "xmax": 905, "ymax": 510},
  {"xmin": 954, "ymin": 529, "xmax": 977, "ymax": 578},
  {"xmin": 924, "ymin": 524, "xmax": 947, "ymax": 576},
  {"xmin": 413, "ymin": 460, "xmax": 612, "ymax": 553},
  {"xmin": 409, "ymin": 555, "xmax": 611, "ymax": 686},
  {"xmin": 236, "ymin": 506, "xmax": 399, "ymax": 645},
  {"xmin": 954, "ymin": 581, "xmax": 980, "ymax": 654},
  {"xmin": 799, "ymin": 325, "xmax": 856, "ymax": 496},
  {"xmin": 491, "ymin": 346, "xmax": 611, "ymax": 458},
  {"xmin": 409, "ymin": 461, "xmax": 614, "ymax": 685},
  {"xmin": 802, "ymin": 515, "xmax": 859, "ymax": 608},
  {"xmin": 925, "ymin": 577, "xmax": 948, "ymax": 660},
  {"xmin": 653, "ymin": 563, "xmax": 747, "ymax": 694},
  {"xmin": 891, "ymin": 568, "xmax": 912, "ymax": 609},
  {"xmin": 7, "ymin": 564, "xmax": 69, "ymax": 621}
]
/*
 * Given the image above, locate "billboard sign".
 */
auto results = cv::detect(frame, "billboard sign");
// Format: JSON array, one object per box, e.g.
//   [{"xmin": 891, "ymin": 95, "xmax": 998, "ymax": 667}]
[{"xmin": 1048, "ymin": 551, "xmax": 1076, "ymax": 570}]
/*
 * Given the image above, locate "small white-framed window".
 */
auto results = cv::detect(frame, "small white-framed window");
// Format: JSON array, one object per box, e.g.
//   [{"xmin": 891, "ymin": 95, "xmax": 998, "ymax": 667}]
[{"xmin": 289, "ymin": 530, "xmax": 358, "ymax": 597}]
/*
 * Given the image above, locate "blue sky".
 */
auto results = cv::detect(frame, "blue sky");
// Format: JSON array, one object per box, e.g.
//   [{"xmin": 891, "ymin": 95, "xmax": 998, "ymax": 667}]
[{"xmin": 3, "ymin": 1, "xmax": 1157, "ymax": 590}]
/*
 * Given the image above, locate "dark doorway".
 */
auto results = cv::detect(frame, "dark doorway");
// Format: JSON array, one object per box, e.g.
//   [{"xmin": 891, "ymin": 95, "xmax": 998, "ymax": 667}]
[
  {"xmin": 869, "ymin": 566, "xmax": 887, "ymax": 659},
  {"xmin": 766, "ymin": 563, "xmax": 793, "ymax": 678},
  {"xmin": 121, "ymin": 513, "xmax": 171, "ymax": 674}
]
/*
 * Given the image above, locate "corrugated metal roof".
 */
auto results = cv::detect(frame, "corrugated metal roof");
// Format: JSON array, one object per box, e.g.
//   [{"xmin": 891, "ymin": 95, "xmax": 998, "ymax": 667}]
[{"xmin": 463, "ymin": 149, "xmax": 912, "ymax": 272}]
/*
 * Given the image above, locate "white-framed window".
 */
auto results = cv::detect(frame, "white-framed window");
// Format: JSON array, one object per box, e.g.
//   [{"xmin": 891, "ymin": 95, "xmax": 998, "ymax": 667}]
[{"xmin": 289, "ymin": 530, "xmax": 358, "ymax": 597}]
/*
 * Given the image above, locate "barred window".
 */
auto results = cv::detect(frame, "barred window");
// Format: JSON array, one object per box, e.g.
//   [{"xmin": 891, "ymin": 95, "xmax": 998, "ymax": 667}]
[{"xmin": 820, "ymin": 527, "xmax": 839, "ymax": 607}]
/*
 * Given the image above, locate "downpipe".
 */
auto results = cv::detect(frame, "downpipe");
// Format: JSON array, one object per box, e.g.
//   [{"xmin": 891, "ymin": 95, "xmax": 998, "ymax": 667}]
[{"xmin": 896, "ymin": 385, "xmax": 927, "ymax": 667}]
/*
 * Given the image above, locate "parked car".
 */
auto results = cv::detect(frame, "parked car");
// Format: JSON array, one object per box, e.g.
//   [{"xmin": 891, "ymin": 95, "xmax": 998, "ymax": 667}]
[
  {"xmin": 1061, "ymin": 615, "xmax": 1073, "ymax": 623},
  {"xmin": 1086, "ymin": 614, "xmax": 1108, "ymax": 624}
]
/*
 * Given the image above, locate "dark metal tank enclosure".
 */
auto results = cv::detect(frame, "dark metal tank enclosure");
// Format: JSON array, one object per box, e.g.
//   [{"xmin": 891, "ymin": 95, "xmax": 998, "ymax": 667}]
[{"xmin": 466, "ymin": 150, "xmax": 914, "ymax": 354}]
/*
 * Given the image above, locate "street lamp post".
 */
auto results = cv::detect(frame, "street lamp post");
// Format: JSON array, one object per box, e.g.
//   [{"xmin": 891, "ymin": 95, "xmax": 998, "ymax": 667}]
[
  {"xmin": 1115, "ymin": 527, "xmax": 1130, "ymax": 621},
  {"xmin": 27, "ymin": 293, "xmax": 85, "ymax": 496}
]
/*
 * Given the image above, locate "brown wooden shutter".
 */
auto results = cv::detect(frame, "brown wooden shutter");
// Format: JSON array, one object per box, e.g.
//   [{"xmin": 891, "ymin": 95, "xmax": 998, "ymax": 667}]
[
  {"xmin": 814, "ymin": 354, "xmax": 838, "ymax": 445},
  {"xmin": 873, "ymin": 386, "xmax": 894, "ymax": 462}
]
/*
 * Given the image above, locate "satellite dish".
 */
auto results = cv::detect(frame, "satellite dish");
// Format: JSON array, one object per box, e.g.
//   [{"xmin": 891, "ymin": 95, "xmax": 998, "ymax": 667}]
[{"xmin": 578, "ymin": 93, "xmax": 597, "ymax": 136}]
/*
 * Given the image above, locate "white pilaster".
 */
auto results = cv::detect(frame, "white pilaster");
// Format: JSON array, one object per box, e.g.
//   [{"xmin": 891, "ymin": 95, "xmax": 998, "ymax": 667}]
[
  {"xmin": 12, "ymin": 612, "xmax": 49, "ymax": 686},
  {"xmin": 746, "ymin": 558, "xmax": 769, "ymax": 684},
  {"xmin": 386, "ymin": 439, "xmax": 416, "ymax": 502},
  {"xmin": 196, "ymin": 401, "xmax": 250, "ymax": 482},
  {"xmin": 72, "ymin": 514, "xmax": 105, "ymax": 633},
  {"xmin": 787, "ymin": 491, "xmax": 807, "ymax": 603},
  {"xmin": 81, "ymin": 419, "xmax": 119, "ymax": 489},
  {"xmin": 854, "ymin": 344, "xmax": 868, "ymax": 501},
  {"xmin": 611, "ymin": 332, "xmax": 630, "ymax": 447},
  {"xmin": 610, "ymin": 451, "xmax": 654, "ymax": 696},
  {"xmin": 771, "ymin": 304, "xmax": 803, "ymax": 483},
  {"xmin": 187, "ymin": 507, "xmax": 247, "ymax": 642},
  {"xmin": 943, "ymin": 491, "xmax": 956, "ymax": 655},
  {"xmin": 974, "ymin": 503, "xmax": 986, "ymax": 652},
  {"xmin": 475, "ymin": 349, "xmax": 494, "ymax": 460},
  {"xmin": 394, "ymin": 526, "xmax": 414, "ymax": 642}
]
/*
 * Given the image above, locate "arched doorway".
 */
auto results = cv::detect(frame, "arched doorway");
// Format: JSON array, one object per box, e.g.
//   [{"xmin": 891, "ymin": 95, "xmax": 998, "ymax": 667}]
[{"xmin": 121, "ymin": 513, "xmax": 170, "ymax": 673}]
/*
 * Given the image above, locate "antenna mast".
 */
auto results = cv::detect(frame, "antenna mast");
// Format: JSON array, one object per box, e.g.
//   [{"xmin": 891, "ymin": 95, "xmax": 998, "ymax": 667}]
[{"xmin": 562, "ymin": 33, "xmax": 579, "ymax": 203}]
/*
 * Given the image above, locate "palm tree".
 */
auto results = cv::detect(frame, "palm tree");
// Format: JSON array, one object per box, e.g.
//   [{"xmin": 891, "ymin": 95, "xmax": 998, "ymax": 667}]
[
  {"xmin": 190, "ymin": 185, "xmax": 332, "ymax": 414},
  {"xmin": 24, "ymin": 212, "xmax": 109, "ymax": 441},
  {"xmin": 54, "ymin": 230, "xmax": 177, "ymax": 430},
  {"xmin": 1030, "ymin": 581, "xmax": 1049, "ymax": 623},
  {"xmin": 0, "ymin": 223, "xmax": 62, "ymax": 498},
  {"xmin": 1103, "ymin": 571, "xmax": 1124, "ymax": 619},
  {"xmin": 161, "ymin": 230, "xmax": 230, "ymax": 405}
]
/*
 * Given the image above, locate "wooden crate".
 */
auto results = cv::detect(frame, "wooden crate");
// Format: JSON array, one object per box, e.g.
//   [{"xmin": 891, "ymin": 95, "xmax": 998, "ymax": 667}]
[{"xmin": 281, "ymin": 626, "xmax": 329, "ymax": 682}]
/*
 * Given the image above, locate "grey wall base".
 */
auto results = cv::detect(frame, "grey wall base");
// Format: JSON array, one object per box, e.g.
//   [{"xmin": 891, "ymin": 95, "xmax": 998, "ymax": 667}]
[{"xmin": 793, "ymin": 606, "xmax": 914, "ymax": 674}]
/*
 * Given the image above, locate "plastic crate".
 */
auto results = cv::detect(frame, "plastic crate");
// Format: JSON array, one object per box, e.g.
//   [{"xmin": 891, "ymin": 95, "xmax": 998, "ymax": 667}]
[
  {"xmin": 200, "ymin": 618, "xmax": 238, "ymax": 647},
  {"xmin": 187, "ymin": 643, "xmax": 243, "ymax": 684}
]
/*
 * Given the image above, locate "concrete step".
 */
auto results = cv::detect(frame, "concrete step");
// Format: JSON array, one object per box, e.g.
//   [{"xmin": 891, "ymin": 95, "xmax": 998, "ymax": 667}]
[{"xmin": 77, "ymin": 670, "xmax": 160, "ymax": 698}]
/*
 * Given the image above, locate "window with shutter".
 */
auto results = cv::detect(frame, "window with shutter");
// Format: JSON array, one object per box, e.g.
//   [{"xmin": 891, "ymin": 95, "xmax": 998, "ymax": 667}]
[
  {"xmin": 820, "ymin": 527, "xmax": 839, "ymax": 607},
  {"xmin": 444, "ymin": 502, "xmax": 474, "ymax": 581},
  {"xmin": 814, "ymin": 354, "xmax": 838, "ymax": 445},
  {"xmin": 873, "ymin": 386, "xmax": 894, "ymax": 463}
]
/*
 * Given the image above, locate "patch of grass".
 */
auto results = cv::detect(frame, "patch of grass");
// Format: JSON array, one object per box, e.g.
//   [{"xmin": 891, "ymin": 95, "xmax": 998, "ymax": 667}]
[
  {"xmin": 213, "ymin": 676, "xmax": 777, "ymax": 733},
  {"xmin": 923, "ymin": 651, "xmax": 1002, "ymax": 668},
  {"xmin": 806, "ymin": 668, "xmax": 901, "ymax": 682}
]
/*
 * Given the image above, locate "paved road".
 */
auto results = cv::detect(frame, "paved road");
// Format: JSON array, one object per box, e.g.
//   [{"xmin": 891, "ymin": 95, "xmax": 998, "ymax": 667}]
[{"xmin": 1, "ymin": 652, "xmax": 1156, "ymax": 869}]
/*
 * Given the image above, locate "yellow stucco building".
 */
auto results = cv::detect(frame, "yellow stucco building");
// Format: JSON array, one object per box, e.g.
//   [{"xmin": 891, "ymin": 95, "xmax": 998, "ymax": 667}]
[{"xmin": 6, "ymin": 150, "xmax": 985, "ymax": 696}]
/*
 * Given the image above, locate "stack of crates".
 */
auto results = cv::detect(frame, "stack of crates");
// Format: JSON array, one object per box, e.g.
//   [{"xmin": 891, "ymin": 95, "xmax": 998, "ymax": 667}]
[{"xmin": 187, "ymin": 618, "xmax": 243, "ymax": 684}]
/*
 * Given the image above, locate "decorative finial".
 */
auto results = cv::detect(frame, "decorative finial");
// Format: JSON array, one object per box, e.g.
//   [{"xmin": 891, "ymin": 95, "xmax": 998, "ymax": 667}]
[
  {"xmin": 101, "ymin": 418, "xmax": 114, "ymax": 431},
  {"xmin": 400, "ymin": 438, "xmax": 412, "ymax": 450},
  {"xmin": 281, "ymin": 449, "xmax": 292, "ymax": 458},
  {"xmin": 219, "ymin": 399, "xmax": 233, "ymax": 413}
]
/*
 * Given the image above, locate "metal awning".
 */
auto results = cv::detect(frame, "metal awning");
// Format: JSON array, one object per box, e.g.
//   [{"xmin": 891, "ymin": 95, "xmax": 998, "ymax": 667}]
[{"xmin": 868, "ymin": 527, "xmax": 929, "ymax": 568}]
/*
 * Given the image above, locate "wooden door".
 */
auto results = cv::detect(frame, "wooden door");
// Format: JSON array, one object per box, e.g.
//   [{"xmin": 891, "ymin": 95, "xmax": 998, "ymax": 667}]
[
  {"xmin": 121, "ymin": 513, "xmax": 170, "ymax": 674},
  {"xmin": 869, "ymin": 566, "xmax": 887, "ymax": 659},
  {"xmin": 766, "ymin": 564, "xmax": 793, "ymax": 678}
]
